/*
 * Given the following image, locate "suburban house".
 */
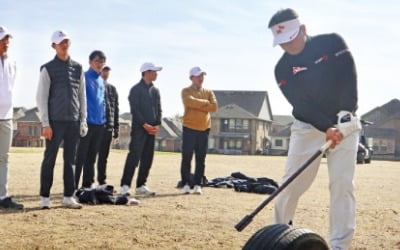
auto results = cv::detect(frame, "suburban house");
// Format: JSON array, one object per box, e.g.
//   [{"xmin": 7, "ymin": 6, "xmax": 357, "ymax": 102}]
[
  {"xmin": 115, "ymin": 113, "xmax": 183, "ymax": 152},
  {"xmin": 155, "ymin": 117, "xmax": 183, "ymax": 152},
  {"xmin": 361, "ymin": 99, "xmax": 400, "ymax": 160},
  {"xmin": 270, "ymin": 115, "xmax": 294, "ymax": 155},
  {"xmin": 210, "ymin": 90, "xmax": 273, "ymax": 155},
  {"xmin": 111, "ymin": 117, "xmax": 131, "ymax": 150},
  {"xmin": 12, "ymin": 107, "xmax": 43, "ymax": 147}
]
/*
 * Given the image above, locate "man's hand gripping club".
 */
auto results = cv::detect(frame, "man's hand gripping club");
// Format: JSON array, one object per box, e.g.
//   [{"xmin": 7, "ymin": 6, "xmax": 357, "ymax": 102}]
[{"xmin": 326, "ymin": 111, "xmax": 361, "ymax": 149}]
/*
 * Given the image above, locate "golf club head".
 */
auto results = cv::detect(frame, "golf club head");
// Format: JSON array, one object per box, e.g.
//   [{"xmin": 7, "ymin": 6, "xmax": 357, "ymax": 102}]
[{"xmin": 235, "ymin": 215, "xmax": 253, "ymax": 232}]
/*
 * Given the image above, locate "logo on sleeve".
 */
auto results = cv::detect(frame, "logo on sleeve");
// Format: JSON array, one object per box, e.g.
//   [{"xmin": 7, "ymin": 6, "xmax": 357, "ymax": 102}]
[
  {"xmin": 314, "ymin": 55, "xmax": 329, "ymax": 64},
  {"xmin": 292, "ymin": 66, "xmax": 308, "ymax": 75},
  {"xmin": 278, "ymin": 79, "xmax": 287, "ymax": 87}
]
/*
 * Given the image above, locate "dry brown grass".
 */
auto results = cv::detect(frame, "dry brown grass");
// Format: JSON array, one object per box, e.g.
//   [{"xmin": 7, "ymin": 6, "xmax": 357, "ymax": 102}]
[{"xmin": 1, "ymin": 148, "xmax": 399, "ymax": 250}]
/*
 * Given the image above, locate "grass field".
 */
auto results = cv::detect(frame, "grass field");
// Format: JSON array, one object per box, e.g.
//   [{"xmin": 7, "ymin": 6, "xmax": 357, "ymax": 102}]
[{"xmin": 1, "ymin": 147, "xmax": 399, "ymax": 250}]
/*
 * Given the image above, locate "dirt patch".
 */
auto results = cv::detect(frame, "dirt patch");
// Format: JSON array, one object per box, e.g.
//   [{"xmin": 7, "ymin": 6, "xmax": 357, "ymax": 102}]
[{"xmin": 1, "ymin": 148, "xmax": 399, "ymax": 249}]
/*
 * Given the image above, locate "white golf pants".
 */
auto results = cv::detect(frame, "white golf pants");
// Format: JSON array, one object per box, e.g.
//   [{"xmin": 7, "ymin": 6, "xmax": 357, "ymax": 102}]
[
  {"xmin": 0, "ymin": 120, "xmax": 12, "ymax": 199},
  {"xmin": 274, "ymin": 119, "xmax": 359, "ymax": 250}
]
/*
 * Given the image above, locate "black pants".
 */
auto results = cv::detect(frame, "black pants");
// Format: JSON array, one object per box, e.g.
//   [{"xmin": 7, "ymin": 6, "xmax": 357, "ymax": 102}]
[
  {"xmin": 121, "ymin": 127, "xmax": 155, "ymax": 188},
  {"xmin": 40, "ymin": 121, "xmax": 79, "ymax": 197},
  {"xmin": 97, "ymin": 129, "xmax": 113, "ymax": 185},
  {"xmin": 75, "ymin": 124, "xmax": 105, "ymax": 188},
  {"xmin": 180, "ymin": 127, "xmax": 209, "ymax": 186}
]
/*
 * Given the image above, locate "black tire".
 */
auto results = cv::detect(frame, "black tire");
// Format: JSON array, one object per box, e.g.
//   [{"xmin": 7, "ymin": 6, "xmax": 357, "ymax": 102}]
[
  {"xmin": 364, "ymin": 158, "xmax": 371, "ymax": 164},
  {"xmin": 357, "ymin": 152, "xmax": 365, "ymax": 164},
  {"xmin": 243, "ymin": 224, "xmax": 329, "ymax": 250}
]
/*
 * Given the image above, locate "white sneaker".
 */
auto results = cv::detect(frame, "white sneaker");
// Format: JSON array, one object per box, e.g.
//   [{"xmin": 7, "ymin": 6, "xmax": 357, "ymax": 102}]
[
  {"xmin": 128, "ymin": 198, "xmax": 141, "ymax": 206},
  {"xmin": 40, "ymin": 196, "xmax": 51, "ymax": 209},
  {"xmin": 193, "ymin": 185, "xmax": 202, "ymax": 195},
  {"xmin": 182, "ymin": 184, "xmax": 190, "ymax": 194},
  {"xmin": 120, "ymin": 185, "xmax": 130, "ymax": 195},
  {"xmin": 62, "ymin": 196, "xmax": 83, "ymax": 209},
  {"xmin": 136, "ymin": 185, "xmax": 156, "ymax": 196}
]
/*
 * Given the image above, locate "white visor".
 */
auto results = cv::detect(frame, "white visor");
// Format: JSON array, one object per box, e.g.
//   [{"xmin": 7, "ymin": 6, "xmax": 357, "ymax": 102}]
[{"xmin": 271, "ymin": 18, "xmax": 301, "ymax": 46}]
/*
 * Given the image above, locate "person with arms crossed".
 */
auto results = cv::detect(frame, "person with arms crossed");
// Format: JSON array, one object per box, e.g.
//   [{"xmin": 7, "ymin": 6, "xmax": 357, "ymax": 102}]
[
  {"xmin": 97, "ymin": 65, "xmax": 119, "ymax": 186},
  {"xmin": 0, "ymin": 26, "xmax": 23, "ymax": 210},
  {"xmin": 36, "ymin": 30, "xmax": 87, "ymax": 209},
  {"xmin": 180, "ymin": 67, "xmax": 217, "ymax": 195},
  {"xmin": 119, "ymin": 62, "xmax": 162, "ymax": 196}
]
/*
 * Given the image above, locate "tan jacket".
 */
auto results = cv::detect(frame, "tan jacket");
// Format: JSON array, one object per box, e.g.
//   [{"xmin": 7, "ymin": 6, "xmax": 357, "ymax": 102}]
[{"xmin": 181, "ymin": 86, "xmax": 218, "ymax": 131}]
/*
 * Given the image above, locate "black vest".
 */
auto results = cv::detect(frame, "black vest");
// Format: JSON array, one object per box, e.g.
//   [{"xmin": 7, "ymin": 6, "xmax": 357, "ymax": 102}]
[{"xmin": 41, "ymin": 56, "xmax": 83, "ymax": 122}]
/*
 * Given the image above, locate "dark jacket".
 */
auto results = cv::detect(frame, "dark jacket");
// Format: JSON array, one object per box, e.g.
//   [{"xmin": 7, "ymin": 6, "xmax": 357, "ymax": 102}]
[
  {"xmin": 105, "ymin": 83, "xmax": 119, "ymax": 133},
  {"xmin": 41, "ymin": 56, "xmax": 83, "ymax": 122},
  {"xmin": 274, "ymin": 33, "xmax": 358, "ymax": 132},
  {"xmin": 129, "ymin": 79, "xmax": 162, "ymax": 128}
]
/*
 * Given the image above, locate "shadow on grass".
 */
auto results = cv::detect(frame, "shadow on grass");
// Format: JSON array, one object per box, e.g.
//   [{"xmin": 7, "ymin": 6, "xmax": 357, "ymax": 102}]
[
  {"xmin": 0, "ymin": 193, "xmax": 67, "ymax": 214},
  {"xmin": 134, "ymin": 191, "xmax": 188, "ymax": 200},
  {"xmin": 13, "ymin": 193, "xmax": 64, "ymax": 202}
]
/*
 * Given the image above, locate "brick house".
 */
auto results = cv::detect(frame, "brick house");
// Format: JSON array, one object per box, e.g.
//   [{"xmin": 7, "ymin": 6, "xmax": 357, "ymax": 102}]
[
  {"xmin": 210, "ymin": 91, "xmax": 273, "ymax": 155},
  {"xmin": 155, "ymin": 117, "xmax": 182, "ymax": 152},
  {"xmin": 115, "ymin": 113, "xmax": 183, "ymax": 152},
  {"xmin": 12, "ymin": 107, "xmax": 43, "ymax": 147}
]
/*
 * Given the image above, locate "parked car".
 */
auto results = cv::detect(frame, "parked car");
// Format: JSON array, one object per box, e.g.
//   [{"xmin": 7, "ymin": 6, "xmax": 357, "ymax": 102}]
[
  {"xmin": 357, "ymin": 120, "xmax": 374, "ymax": 164},
  {"xmin": 357, "ymin": 137, "xmax": 373, "ymax": 164}
]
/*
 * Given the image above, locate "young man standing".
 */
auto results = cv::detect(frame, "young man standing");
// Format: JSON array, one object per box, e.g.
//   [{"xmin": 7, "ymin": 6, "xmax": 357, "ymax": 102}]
[
  {"xmin": 268, "ymin": 9, "xmax": 359, "ymax": 250},
  {"xmin": 0, "ymin": 26, "xmax": 23, "ymax": 210},
  {"xmin": 74, "ymin": 50, "xmax": 107, "ymax": 189},
  {"xmin": 120, "ymin": 62, "xmax": 162, "ymax": 196},
  {"xmin": 180, "ymin": 67, "xmax": 217, "ymax": 195},
  {"xmin": 36, "ymin": 30, "xmax": 87, "ymax": 209},
  {"xmin": 97, "ymin": 65, "xmax": 119, "ymax": 186}
]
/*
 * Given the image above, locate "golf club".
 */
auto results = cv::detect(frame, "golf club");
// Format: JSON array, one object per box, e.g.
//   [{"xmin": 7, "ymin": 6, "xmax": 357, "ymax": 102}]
[{"xmin": 235, "ymin": 139, "xmax": 332, "ymax": 232}]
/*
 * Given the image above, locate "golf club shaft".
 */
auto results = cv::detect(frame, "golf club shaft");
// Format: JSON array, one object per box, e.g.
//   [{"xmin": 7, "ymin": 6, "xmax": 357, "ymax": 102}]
[{"xmin": 235, "ymin": 140, "xmax": 332, "ymax": 232}]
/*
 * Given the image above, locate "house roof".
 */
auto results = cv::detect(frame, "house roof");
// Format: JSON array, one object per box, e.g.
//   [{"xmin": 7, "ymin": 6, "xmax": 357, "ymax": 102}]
[
  {"xmin": 157, "ymin": 118, "xmax": 182, "ymax": 139},
  {"xmin": 13, "ymin": 107, "xmax": 26, "ymax": 120},
  {"xmin": 119, "ymin": 118, "xmax": 131, "ymax": 124},
  {"xmin": 364, "ymin": 127, "xmax": 398, "ymax": 138},
  {"xmin": 162, "ymin": 117, "xmax": 182, "ymax": 137},
  {"xmin": 212, "ymin": 90, "xmax": 273, "ymax": 121},
  {"xmin": 212, "ymin": 104, "xmax": 257, "ymax": 119},
  {"xmin": 362, "ymin": 99, "xmax": 400, "ymax": 121},
  {"xmin": 120, "ymin": 112, "xmax": 132, "ymax": 121},
  {"xmin": 271, "ymin": 126, "xmax": 291, "ymax": 137},
  {"xmin": 273, "ymin": 115, "xmax": 294, "ymax": 126},
  {"xmin": 17, "ymin": 107, "xmax": 40, "ymax": 122}
]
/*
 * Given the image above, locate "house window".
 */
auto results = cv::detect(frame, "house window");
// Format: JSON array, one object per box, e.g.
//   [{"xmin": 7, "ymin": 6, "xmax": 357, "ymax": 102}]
[
  {"xmin": 229, "ymin": 119, "xmax": 235, "ymax": 129},
  {"xmin": 229, "ymin": 140, "xmax": 235, "ymax": 148},
  {"xmin": 236, "ymin": 119, "xmax": 242, "ymax": 129},
  {"xmin": 275, "ymin": 139, "xmax": 283, "ymax": 147},
  {"xmin": 221, "ymin": 119, "xmax": 229, "ymax": 132},
  {"xmin": 236, "ymin": 140, "xmax": 242, "ymax": 149},
  {"xmin": 242, "ymin": 120, "xmax": 249, "ymax": 129},
  {"xmin": 28, "ymin": 126, "xmax": 37, "ymax": 136}
]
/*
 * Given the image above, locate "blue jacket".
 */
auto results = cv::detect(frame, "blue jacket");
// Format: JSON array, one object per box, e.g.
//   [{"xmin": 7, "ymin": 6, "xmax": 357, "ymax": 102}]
[{"xmin": 85, "ymin": 68, "xmax": 106, "ymax": 125}]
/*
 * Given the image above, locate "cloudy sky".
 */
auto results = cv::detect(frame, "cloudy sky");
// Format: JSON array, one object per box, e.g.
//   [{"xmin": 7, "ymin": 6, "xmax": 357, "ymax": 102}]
[{"xmin": 3, "ymin": 0, "xmax": 399, "ymax": 117}]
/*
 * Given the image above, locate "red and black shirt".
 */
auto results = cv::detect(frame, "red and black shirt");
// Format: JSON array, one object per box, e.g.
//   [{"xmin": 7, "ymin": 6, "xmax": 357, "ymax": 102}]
[{"xmin": 275, "ymin": 33, "xmax": 358, "ymax": 132}]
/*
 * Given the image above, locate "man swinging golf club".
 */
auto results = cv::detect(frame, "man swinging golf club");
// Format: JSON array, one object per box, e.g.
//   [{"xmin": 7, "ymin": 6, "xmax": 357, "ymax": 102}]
[{"xmin": 269, "ymin": 8, "xmax": 360, "ymax": 250}]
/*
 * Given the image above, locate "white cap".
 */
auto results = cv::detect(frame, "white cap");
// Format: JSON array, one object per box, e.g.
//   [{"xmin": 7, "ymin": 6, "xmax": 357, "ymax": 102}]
[
  {"xmin": 140, "ymin": 62, "xmax": 162, "ymax": 73},
  {"xmin": 51, "ymin": 30, "xmax": 70, "ymax": 44},
  {"xmin": 189, "ymin": 66, "xmax": 206, "ymax": 77},
  {"xmin": 270, "ymin": 18, "xmax": 301, "ymax": 46},
  {"xmin": 0, "ymin": 26, "xmax": 12, "ymax": 40}
]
